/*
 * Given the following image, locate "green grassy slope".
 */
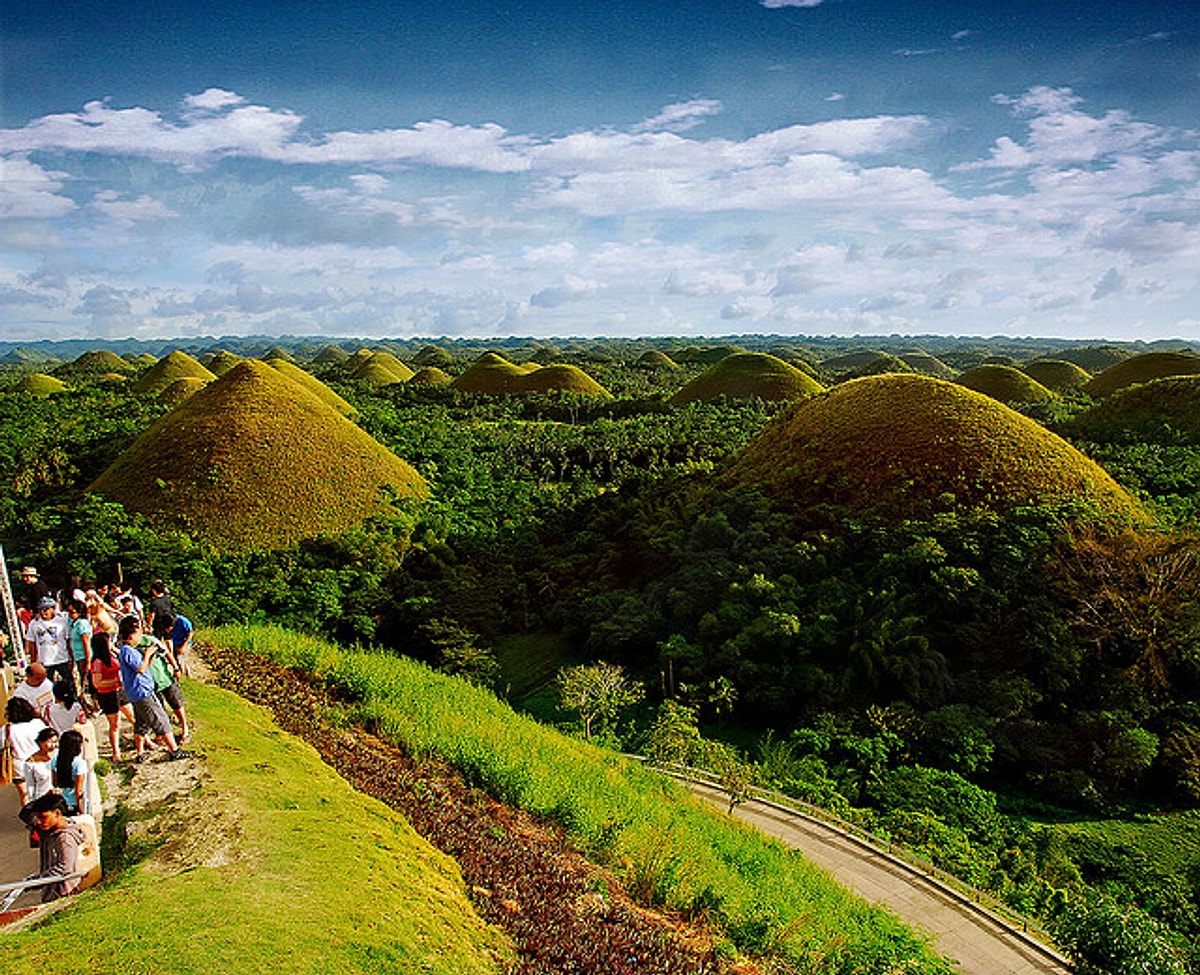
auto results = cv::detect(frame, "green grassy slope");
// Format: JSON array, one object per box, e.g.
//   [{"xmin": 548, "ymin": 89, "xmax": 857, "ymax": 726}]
[
  {"xmin": 4, "ymin": 680, "xmax": 511, "ymax": 975},
  {"xmin": 206, "ymin": 623, "xmax": 954, "ymax": 975}
]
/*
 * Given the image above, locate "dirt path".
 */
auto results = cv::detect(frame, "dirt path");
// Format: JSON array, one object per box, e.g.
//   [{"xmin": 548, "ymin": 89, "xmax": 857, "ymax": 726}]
[{"xmin": 683, "ymin": 780, "xmax": 1072, "ymax": 975}]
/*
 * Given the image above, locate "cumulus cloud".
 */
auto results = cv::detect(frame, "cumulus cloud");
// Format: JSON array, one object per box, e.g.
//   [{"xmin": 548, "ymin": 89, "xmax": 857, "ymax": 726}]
[
  {"xmin": 88, "ymin": 191, "xmax": 176, "ymax": 225},
  {"xmin": 0, "ymin": 157, "xmax": 76, "ymax": 219},
  {"xmin": 529, "ymin": 275, "xmax": 599, "ymax": 308},
  {"xmin": 1091, "ymin": 266, "xmax": 1127, "ymax": 301},
  {"xmin": 761, "ymin": 0, "xmax": 823, "ymax": 7}
]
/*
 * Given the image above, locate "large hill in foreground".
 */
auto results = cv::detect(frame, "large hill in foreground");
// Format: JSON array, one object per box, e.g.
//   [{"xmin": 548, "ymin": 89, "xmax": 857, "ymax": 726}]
[
  {"xmin": 89, "ymin": 360, "xmax": 426, "ymax": 550},
  {"xmin": 727, "ymin": 374, "xmax": 1143, "ymax": 522}
]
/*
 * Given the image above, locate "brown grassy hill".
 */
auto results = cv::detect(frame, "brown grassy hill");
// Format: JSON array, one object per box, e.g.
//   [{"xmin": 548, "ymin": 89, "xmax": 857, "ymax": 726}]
[
  {"xmin": 133, "ymin": 351, "xmax": 218, "ymax": 395},
  {"xmin": 89, "ymin": 360, "xmax": 427, "ymax": 551},
  {"xmin": 158, "ymin": 376, "xmax": 209, "ymax": 406},
  {"xmin": 898, "ymin": 352, "xmax": 955, "ymax": 379},
  {"xmin": 1067, "ymin": 376, "xmax": 1200, "ymax": 444},
  {"xmin": 452, "ymin": 353, "xmax": 533, "ymax": 393},
  {"xmin": 130, "ymin": 353, "xmax": 158, "ymax": 367},
  {"xmin": 1084, "ymin": 351, "xmax": 1200, "ymax": 397},
  {"xmin": 1022, "ymin": 359, "xmax": 1092, "ymax": 392},
  {"xmin": 344, "ymin": 348, "xmax": 375, "ymax": 373},
  {"xmin": 410, "ymin": 366, "xmax": 452, "ymax": 385},
  {"xmin": 265, "ymin": 358, "xmax": 356, "ymax": 416},
  {"xmin": 956, "ymin": 364, "xmax": 1055, "ymax": 404},
  {"xmin": 670, "ymin": 353, "xmax": 824, "ymax": 405},
  {"xmin": 519, "ymin": 364, "xmax": 611, "ymax": 397},
  {"xmin": 726, "ymin": 374, "xmax": 1144, "ymax": 523},
  {"xmin": 352, "ymin": 356, "xmax": 411, "ymax": 387},
  {"xmin": 55, "ymin": 349, "xmax": 134, "ymax": 377},
  {"xmin": 635, "ymin": 350, "xmax": 679, "ymax": 370},
  {"xmin": 263, "ymin": 345, "xmax": 295, "ymax": 362},
  {"xmin": 206, "ymin": 350, "xmax": 244, "ymax": 376},
  {"xmin": 367, "ymin": 351, "xmax": 416, "ymax": 382},
  {"xmin": 13, "ymin": 372, "xmax": 68, "ymax": 396}
]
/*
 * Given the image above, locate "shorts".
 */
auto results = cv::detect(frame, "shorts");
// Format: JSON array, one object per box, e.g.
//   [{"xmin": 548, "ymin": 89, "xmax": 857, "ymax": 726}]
[
  {"xmin": 158, "ymin": 682, "xmax": 184, "ymax": 712},
  {"xmin": 96, "ymin": 686, "xmax": 130, "ymax": 715},
  {"xmin": 131, "ymin": 695, "xmax": 173, "ymax": 739}
]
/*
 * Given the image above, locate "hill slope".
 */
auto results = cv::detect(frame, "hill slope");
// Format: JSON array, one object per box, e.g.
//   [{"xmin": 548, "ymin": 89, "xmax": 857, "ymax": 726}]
[
  {"xmin": 89, "ymin": 360, "xmax": 426, "ymax": 550},
  {"xmin": 727, "ymin": 374, "xmax": 1143, "ymax": 522},
  {"xmin": 670, "ymin": 352, "xmax": 823, "ymax": 404}
]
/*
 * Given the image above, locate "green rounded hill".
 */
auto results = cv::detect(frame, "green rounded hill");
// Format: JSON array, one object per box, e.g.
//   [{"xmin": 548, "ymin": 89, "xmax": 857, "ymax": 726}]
[
  {"xmin": 312, "ymin": 344, "xmax": 350, "ymax": 366},
  {"xmin": 13, "ymin": 372, "xmax": 68, "ymax": 396},
  {"xmin": 452, "ymin": 353, "xmax": 536, "ymax": 394},
  {"xmin": 413, "ymin": 344, "xmax": 455, "ymax": 368},
  {"xmin": 1067, "ymin": 375, "xmax": 1200, "ymax": 444},
  {"xmin": 1021, "ymin": 359, "xmax": 1092, "ymax": 391},
  {"xmin": 726, "ymin": 374, "xmax": 1144, "ymax": 523},
  {"xmin": 670, "ymin": 352, "xmax": 824, "ymax": 405},
  {"xmin": 1084, "ymin": 350, "xmax": 1200, "ymax": 397},
  {"xmin": 265, "ymin": 358, "xmax": 356, "ymax": 416},
  {"xmin": 133, "ymin": 351, "xmax": 218, "ymax": 395},
  {"xmin": 635, "ymin": 350, "xmax": 679, "ymax": 369},
  {"xmin": 520, "ymin": 363, "xmax": 611, "ymax": 397},
  {"xmin": 55, "ymin": 349, "xmax": 134, "ymax": 377},
  {"xmin": 89, "ymin": 360, "xmax": 427, "ymax": 551},
  {"xmin": 158, "ymin": 376, "xmax": 209, "ymax": 406},
  {"xmin": 410, "ymin": 366, "xmax": 452, "ymax": 385},
  {"xmin": 205, "ymin": 350, "xmax": 244, "ymax": 376},
  {"xmin": 956, "ymin": 364, "xmax": 1055, "ymax": 404},
  {"xmin": 898, "ymin": 352, "xmax": 955, "ymax": 379},
  {"xmin": 1057, "ymin": 345, "xmax": 1131, "ymax": 373}
]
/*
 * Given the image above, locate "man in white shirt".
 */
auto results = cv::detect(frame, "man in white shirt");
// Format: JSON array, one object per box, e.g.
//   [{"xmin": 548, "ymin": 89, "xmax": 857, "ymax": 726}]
[
  {"xmin": 25, "ymin": 597, "xmax": 74, "ymax": 690},
  {"xmin": 13, "ymin": 661, "xmax": 56, "ymax": 722}
]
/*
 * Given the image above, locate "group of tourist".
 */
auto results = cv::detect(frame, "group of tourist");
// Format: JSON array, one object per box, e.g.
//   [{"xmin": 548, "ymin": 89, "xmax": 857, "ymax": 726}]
[{"xmin": 3, "ymin": 567, "xmax": 197, "ymax": 902}]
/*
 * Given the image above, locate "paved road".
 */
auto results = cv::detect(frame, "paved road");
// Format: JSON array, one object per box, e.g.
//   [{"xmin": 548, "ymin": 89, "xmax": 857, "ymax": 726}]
[{"xmin": 684, "ymin": 779, "xmax": 1071, "ymax": 975}]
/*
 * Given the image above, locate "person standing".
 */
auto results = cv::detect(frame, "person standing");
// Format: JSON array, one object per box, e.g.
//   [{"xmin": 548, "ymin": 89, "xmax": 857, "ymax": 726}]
[
  {"xmin": 171, "ymin": 612, "xmax": 195, "ymax": 678},
  {"xmin": 147, "ymin": 580, "xmax": 177, "ymax": 642},
  {"xmin": 116, "ymin": 616, "xmax": 190, "ymax": 762},
  {"xmin": 15, "ymin": 566, "xmax": 50, "ymax": 631},
  {"xmin": 13, "ymin": 662, "xmax": 56, "ymax": 722},
  {"xmin": 66, "ymin": 598, "xmax": 94, "ymax": 714},
  {"xmin": 25, "ymin": 596, "xmax": 75, "ymax": 692}
]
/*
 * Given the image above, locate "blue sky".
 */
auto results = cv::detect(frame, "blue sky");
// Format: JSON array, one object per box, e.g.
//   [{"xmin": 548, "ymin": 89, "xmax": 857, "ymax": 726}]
[{"xmin": 1, "ymin": 1, "xmax": 1197, "ymax": 342}]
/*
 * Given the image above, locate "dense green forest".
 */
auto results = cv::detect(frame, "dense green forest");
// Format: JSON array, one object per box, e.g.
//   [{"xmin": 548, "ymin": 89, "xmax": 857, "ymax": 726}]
[{"xmin": 3, "ymin": 333, "xmax": 1200, "ymax": 973}]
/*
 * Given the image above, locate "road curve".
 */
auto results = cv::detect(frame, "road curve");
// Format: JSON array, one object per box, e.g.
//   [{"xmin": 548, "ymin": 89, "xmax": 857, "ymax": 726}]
[{"xmin": 683, "ymin": 779, "xmax": 1072, "ymax": 975}]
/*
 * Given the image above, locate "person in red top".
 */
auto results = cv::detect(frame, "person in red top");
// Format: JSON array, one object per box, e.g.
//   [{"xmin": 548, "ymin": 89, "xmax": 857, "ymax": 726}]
[{"xmin": 88, "ymin": 631, "xmax": 135, "ymax": 762}]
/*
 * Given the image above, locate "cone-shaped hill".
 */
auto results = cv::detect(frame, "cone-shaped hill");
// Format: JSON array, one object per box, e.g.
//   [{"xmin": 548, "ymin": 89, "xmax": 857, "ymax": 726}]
[
  {"xmin": 635, "ymin": 350, "xmax": 679, "ymax": 369},
  {"xmin": 89, "ymin": 360, "xmax": 427, "ymax": 551},
  {"xmin": 413, "ymin": 344, "xmax": 455, "ymax": 368},
  {"xmin": 519, "ymin": 363, "xmax": 611, "ymax": 397},
  {"xmin": 352, "ymin": 348, "xmax": 415, "ymax": 381},
  {"xmin": 898, "ymin": 352, "xmax": 955, "ymax": 379},
  {"xmin": 55, "ymin": 349, "xmax": 134, "ymax": 378},
  {"xmin": 818, "ymin": 349, "xmax": 886, "ymax": 373},
  {"xmin": 158, "ymin": 377, "xmax": 208, "ymax": 406},
  {"xmin": 13, "ymin": 372, "xmax": 68, "ymax": 396},
  {"xmin": 409, "ymin": 366, "xmax": 452, "ymax": 385},
  {"xmin": 312, "ymin": 344, "xmax": 350, "ymax": 367},
  {"xmin": 133, "ymin": 351, "xmax": 217, "ymax": 396},
  {"xmin": 1084, "ymin": 351, "xmax": 1200, "ymax": 397},
  {"xmin": 670, "ymin": 353, "xmax": 824, "ymax": 405},
  {"xmin": 1021, "ymin": 359, "xmax": 1091, "ymax": 392},
  {"xmin": 205, "ymin": 350, "xmax": 244, "ymax": 376},
  {"xmin": 1067, "ymin": 376, "xmax": 1200, "ymax": 444},
  {"xmin": 726, "ymin": 375, "xmax": 1144, "ymax": 523},
  {"xmin": 265, "ymin": 358, "xmax": 356, "ymax": 416},
  {"xmin": 956, "ymin": 364, "xmax": 1055, "ymax": 404},
  {"xmin": 1058, "ymin": 345, "xmax": 1131, "ymax": 373}
]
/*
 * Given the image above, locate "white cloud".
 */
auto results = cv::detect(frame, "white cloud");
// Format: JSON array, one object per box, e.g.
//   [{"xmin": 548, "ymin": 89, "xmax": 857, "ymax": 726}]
[
  {"xmin": 632, "ymin": 100, "xmax": 723, "ymax": 134},
  {"xmin": 761, "ymin": 0, "xmax": 823, "ymax": 7},
  {"xmin": 88, "ymin": 191, "xmax": 177, "ymax": 226},
  {"xmin": 0, "ymin": 157, "xmax": 76, "ymax": 219}
]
